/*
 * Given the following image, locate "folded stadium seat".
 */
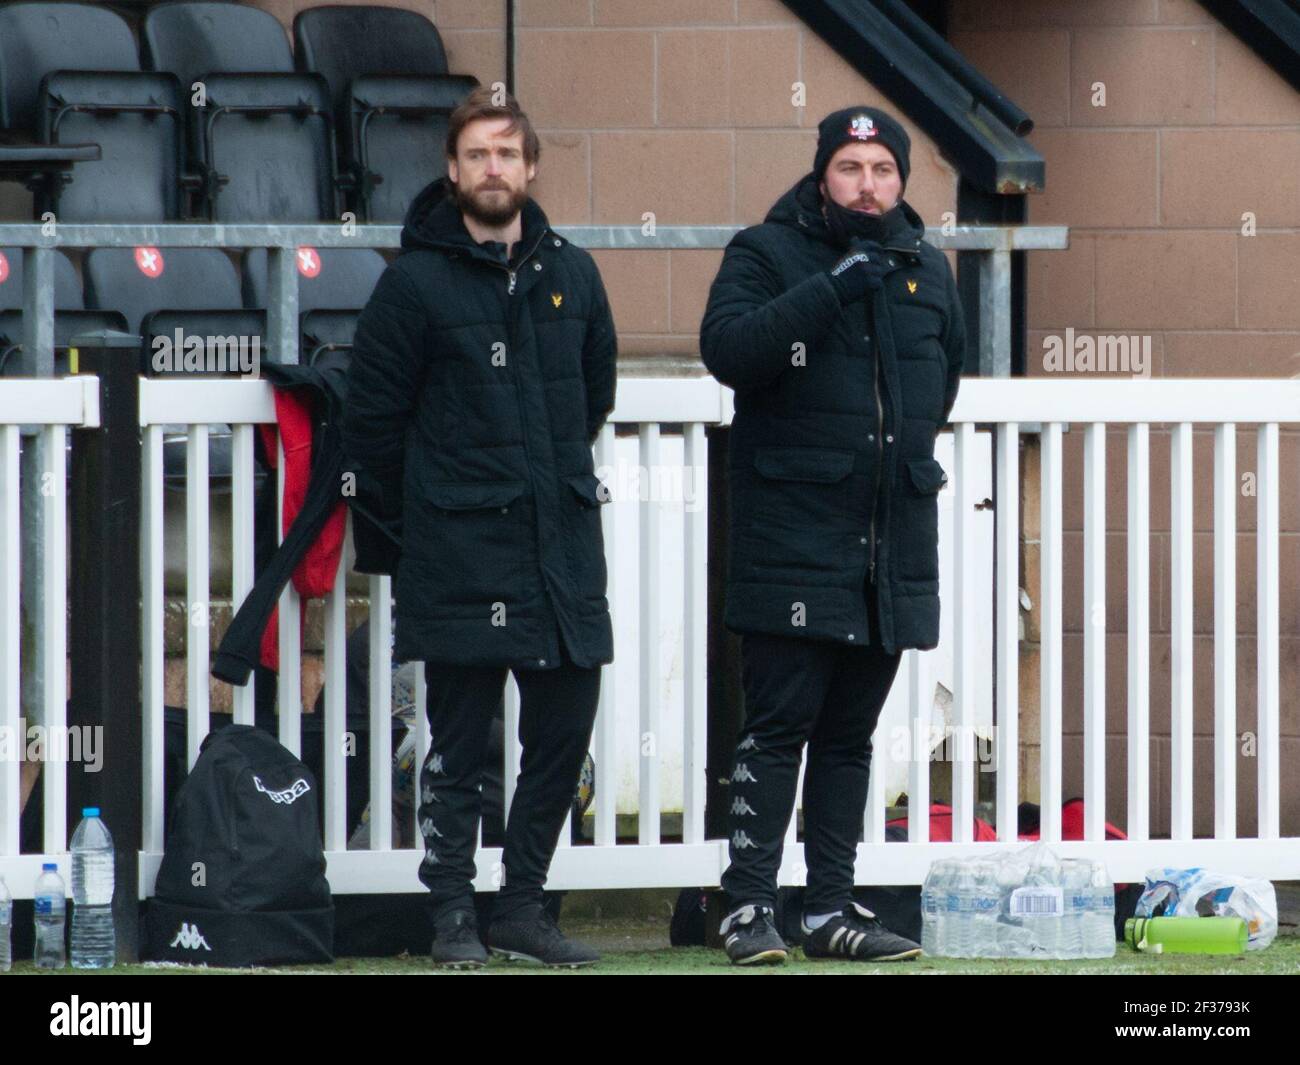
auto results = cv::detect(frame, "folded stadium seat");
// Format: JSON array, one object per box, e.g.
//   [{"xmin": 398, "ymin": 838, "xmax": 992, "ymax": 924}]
[
  {"xmin": 293, "ymin": 5, "xmax": 477, "ymax": 221},
  {"xmin": 0, "ymin": 247, "xmax": 125, "ymax": 376},
  {"xmin": 299, "ymin": 309, "xmax": 363, "ymax": 366},
  {"xmin": 142, "ymin": 2, "xmax": 339, "ymax": 221},
  {"xmin": 0, "ymin": 2, "xmax": 185, "ymax": 221},
  {"xmin": 84, "ymin": 246, "xmax": 247, "ymax": 486},
  {"xmin": 139, "ymin": 308, "xmax": 268, "ymax": 378},
  {"xmin": 241, "ymin": 246, "xmax": 386, "ymax": 363}
]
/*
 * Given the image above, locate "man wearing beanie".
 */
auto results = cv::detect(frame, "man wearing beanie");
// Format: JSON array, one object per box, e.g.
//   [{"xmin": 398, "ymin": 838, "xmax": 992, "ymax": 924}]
[{"xmin": 700, "ymin": 106, "xmax": 965, "ymax": 964}]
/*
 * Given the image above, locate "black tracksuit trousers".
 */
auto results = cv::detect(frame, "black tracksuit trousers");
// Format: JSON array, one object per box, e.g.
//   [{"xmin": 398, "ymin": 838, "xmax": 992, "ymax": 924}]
[
  {"xmin": 721, "ymin": 578, "xmax": 903, "ymax": 917},
  {"xmin": 417, "ymin": 636, "xmax": 600, "ymax": 922}
]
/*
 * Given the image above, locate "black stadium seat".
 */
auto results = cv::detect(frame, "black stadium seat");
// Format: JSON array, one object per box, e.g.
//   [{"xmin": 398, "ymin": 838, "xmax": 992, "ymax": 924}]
[
  {"xmin": 293, "ymin": 5, "xmax": 453, "ymax": 111},
  {"xmin": 0, "ymin": 246, "xmax": 125, "ymax": 376},
  {"xmin": 190, "ymin": 72, "xmax": 338, "ymax": 221},
  {"xmin": 242, "ymin": 246, "xmax": 386, "ymax": 364},
  {"xmin": 84, "ymin": 246, "xmax": 248, "ymax": 485},
  {"xmin": 0, "ymin": 247, "xmax": 83, "ymax": 311},
  {"xmin": 0, "ymin": 2, "xmax": 184, "ymax": 221},
  {"xmin": 143, "ymin": 3, "xmax": 338, "ymax": 221},
  {"xmin": 300, "ymin": 308, "xmax": 363, "ymax": 365},
  {"xmin": 345, "ymin": 72, "xmax": 477, "ymax": 223},
  {"xmin": 142, "ymin": 2, "xmax": 296, "ymax": 96},
  {"xmin": 140, "ymin": 308, "xmax": 267, "ymax": 377},
  {"xmin": 83, "ymin": 246, "xmax": 241, "ymax": 334},
  {"xmin": 293, "ymin": 5, "xmax": 477, "ymax": 221},
  {"xmin": 241, "ymin": 246, "xmax": 386, "ymax": 314}
]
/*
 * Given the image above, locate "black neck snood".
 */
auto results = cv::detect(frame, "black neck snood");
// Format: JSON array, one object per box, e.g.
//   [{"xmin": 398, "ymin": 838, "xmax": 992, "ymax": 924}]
[{"xmin": 822, "ymin": 196, "xmax": 903, "ymax": 250}]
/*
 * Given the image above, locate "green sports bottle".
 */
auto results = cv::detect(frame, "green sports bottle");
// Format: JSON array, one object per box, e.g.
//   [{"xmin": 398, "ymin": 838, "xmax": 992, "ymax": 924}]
[{"xmin": 1124, "ymin": 916, "xmax": 1248, "ymax": 955}]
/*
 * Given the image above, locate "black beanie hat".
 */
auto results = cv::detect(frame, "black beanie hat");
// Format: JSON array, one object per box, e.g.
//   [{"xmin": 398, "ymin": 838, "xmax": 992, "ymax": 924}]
[{"xmin": 813, "ymin": 106, "xmax": 911, "ymax": 192}]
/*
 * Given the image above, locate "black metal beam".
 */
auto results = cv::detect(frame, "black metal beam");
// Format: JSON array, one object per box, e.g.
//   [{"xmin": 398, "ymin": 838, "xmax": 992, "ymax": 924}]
[
  {"xmin": 68, "ymin": 331, "xmax": 144, "ymax": 963},
  {"xmin": 781, "ymin": 0, "xmax": 1045, "ymax": 193},
  {"xmin": 1199, "ymin": 0, "xmax": 1300, "ymax": 95}
]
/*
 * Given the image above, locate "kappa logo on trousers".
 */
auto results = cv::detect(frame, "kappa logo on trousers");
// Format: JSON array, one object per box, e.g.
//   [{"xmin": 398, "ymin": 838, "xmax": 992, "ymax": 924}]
[{"xmin": 169, "ymin": 921, "xmax": 212, "ymax": 951}]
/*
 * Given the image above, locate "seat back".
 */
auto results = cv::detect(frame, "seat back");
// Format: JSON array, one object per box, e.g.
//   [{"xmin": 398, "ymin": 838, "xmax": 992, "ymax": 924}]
[
  {"xmin": 0, "ymin": 3, "xmax": 182, "ymax": 220},
  {"xmin": 241, "ymin": 246, "xmax": 387, "ymax": 313},
  {"xmin": 348, "ymin": 74, "xmax": 477, "ymax": 221},
  {"xmin": 0, "ymin": 2, "xmax": 139, "ymax": 132},
  {"xmin": 143, "ymin": 1, "xmax": 295, "ymax": 95},
  {"xmin": 293, "ymin": 5, "xmax": 449, "ymax": 115},
  {"xmin": 83, "ymin": 247, "xmax": 241, "ymax": 333},
  {"xmin": 0, "ymin": 248, "xmax": 82, "ymax": 310},
  {"xmin": 196, "ymin": 73, "xmax": 337, "ymax": 221}
]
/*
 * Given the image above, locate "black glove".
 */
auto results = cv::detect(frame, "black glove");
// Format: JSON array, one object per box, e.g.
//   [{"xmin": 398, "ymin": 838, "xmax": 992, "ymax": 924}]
[{"xmin": 828, "ymin": 240, "xmax": 889, "ymax": 303}]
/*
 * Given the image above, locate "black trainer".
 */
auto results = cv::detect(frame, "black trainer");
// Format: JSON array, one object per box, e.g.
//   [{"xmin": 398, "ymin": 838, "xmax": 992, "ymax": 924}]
[
  {"xmin": 487, "ymin": 904, "xmax": 601, "ymax": 968},
  {"xmin": 720, "ymin": 904, "xmax": 789, "ymax": 965},
  {"xmin": 801, "ymin": 901, "xmax": 922, "ymax": 961},
  {"xmin": 430, "ymin": 908, "xmax": 489, "ymax": 970}
]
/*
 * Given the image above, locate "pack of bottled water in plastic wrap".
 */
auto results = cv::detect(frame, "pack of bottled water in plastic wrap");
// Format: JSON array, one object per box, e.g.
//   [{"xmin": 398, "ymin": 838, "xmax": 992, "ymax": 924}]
[{"xmin": 922, "ymin": 842, "xmax": 1115, "ymax": 959}]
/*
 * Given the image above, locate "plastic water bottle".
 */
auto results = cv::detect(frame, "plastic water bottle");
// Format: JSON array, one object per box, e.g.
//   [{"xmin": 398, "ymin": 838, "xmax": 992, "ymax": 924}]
[
  {"xmin": 934, "ymin": 861, "xmax": 952, "ymax": 955},
  {"xmin": 923, "ymin": 860, "xmax": 955, "ymax": 955},
  {"xmin": 972, "ymin": 860, "xmax": 1000, "ymax": 957},
  {"xmin": 34, "ymin": 863, "xmax": 66, "ymax": 969},
  {"xmin": 1055, "ymin": 859, "xmax": 1076, "ymax": 958},
  {"xmin": 70, "ymin": 806, "xmax": 116, "ymax": 969},
  {"xmin": 1085, "ymin": 862, "xmax": 1115, "ymax": 957},
  {"xmin": 921, "ymin": 863, "xmax": 941, "ymax": 955},
  {"xmin": 953, "ymin": 862, "xmax": 977, "ymax": 957},
  {"xmin": 0, "ymin": 876, "xmax": 12, "ymax": 972},
  {"xmin": 940, "ymin": 860, "xmax": 961, "ymax": 956},
  {"xmin": 926, "ymin": 860, "xmax": 948, "ymax": 955}
]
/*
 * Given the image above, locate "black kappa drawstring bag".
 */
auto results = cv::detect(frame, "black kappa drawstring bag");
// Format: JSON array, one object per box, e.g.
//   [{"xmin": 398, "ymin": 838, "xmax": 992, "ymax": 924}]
[{"xmin": 145, "ymin": 725, "xmax": 334, "ymax": 966}]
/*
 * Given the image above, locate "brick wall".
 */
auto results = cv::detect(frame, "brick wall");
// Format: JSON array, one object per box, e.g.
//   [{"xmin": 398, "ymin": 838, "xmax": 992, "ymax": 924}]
[{"xmin": 952, "ymin": 0, "xmax": 1300, "ymax": 835}]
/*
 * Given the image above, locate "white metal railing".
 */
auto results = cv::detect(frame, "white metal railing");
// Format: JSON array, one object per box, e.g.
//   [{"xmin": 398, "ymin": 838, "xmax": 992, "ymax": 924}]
[
  {"xmin": 0, "ymin": 376, "xmax": 99, "ymax": 896},
  {"xmin": 134, "ymin": 374, "xmax": 1300, "ymax": 898},
  {"xmin": 136, "ymin": 375, "xmax": 727, "ymax": 894}
]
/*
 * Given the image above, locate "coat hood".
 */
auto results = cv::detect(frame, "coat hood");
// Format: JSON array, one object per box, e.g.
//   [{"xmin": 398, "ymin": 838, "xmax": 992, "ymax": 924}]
[
  {"xmin": 399, "ymin": 175, "xmax": 557, "ymax": 259},
  {"xmin": 764, "ymin": 171, "xmax": 925, "ymax": 253}
]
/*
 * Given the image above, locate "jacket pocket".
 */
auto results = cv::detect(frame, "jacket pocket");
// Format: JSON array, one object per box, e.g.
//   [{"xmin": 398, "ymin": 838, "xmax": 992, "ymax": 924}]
[
  {"xmin": 424, "ymin": 480, "xmax": 527, "ymax": 510},
  {"xmin": 740, "ymin": 447, "xmax": 856, "ymax": 578},
  {"xmin": 407, "ymin": 479, "xmax": 529, "ymax": 608},
  {"xmin": 565, "ymin": 471, "xmax": 612, "ymax": 508},
  {"xmin": 904, "ymin": 458, "xmax": 948, "ymax": 494},
  {"xmin": 754, "ymin": 446, "xmax": 855, "ymax": 483},
  {"xmin": 893, "ymin": 460, "xmax": 945, "ymax": 585},
  {"xmin": 562, "ymin": 473, "xmax": 610, "ymax": 602}
]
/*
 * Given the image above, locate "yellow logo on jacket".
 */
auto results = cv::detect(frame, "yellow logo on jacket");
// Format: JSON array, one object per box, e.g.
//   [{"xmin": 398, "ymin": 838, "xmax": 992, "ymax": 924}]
[
  {"xmin": 906, "ymin": 279, "xmax": 918, "ymax": 294},
  {"xmin": 551, "ymin": 292, "xmax": 563, "ymax": 308}
]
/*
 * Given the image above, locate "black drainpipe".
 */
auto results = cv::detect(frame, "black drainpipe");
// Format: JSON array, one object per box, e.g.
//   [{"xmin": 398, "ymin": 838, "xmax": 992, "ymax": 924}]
[{"xmin": 506, "ymin": 0, "xmax": 515, "ymax": 96}]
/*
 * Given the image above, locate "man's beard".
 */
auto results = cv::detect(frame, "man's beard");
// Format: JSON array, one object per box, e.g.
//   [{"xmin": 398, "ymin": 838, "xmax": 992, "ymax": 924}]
[{"xmin": 453, "ymin": 179, "xmax": 528, "ymax": 227}]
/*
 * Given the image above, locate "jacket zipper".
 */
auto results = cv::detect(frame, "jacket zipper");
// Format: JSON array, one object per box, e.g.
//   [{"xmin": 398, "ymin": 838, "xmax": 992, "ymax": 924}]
[
  {"xmin": 868, "ymin": 339, "xmax": 883, "ymax": 585},
  {"xmin": 490, "ymin": 229, "xmax": 550, "ymax": 647},
  {"xmin": 865, "ymin": 244, "xmax": 920, "ymax": 585},
  {"xmin": 493, "ymin": 228, "xmax": 547, "ymax": 293}
]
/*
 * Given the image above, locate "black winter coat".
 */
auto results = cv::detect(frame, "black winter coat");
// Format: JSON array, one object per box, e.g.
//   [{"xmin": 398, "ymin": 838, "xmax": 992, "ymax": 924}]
[
  {"xmin": 341, "ymin": 178, "xmax": 618, "ymax": 670},
  {"xmin": 700, "ymin": 174, "xmax": 965, "ymax": 653}
]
